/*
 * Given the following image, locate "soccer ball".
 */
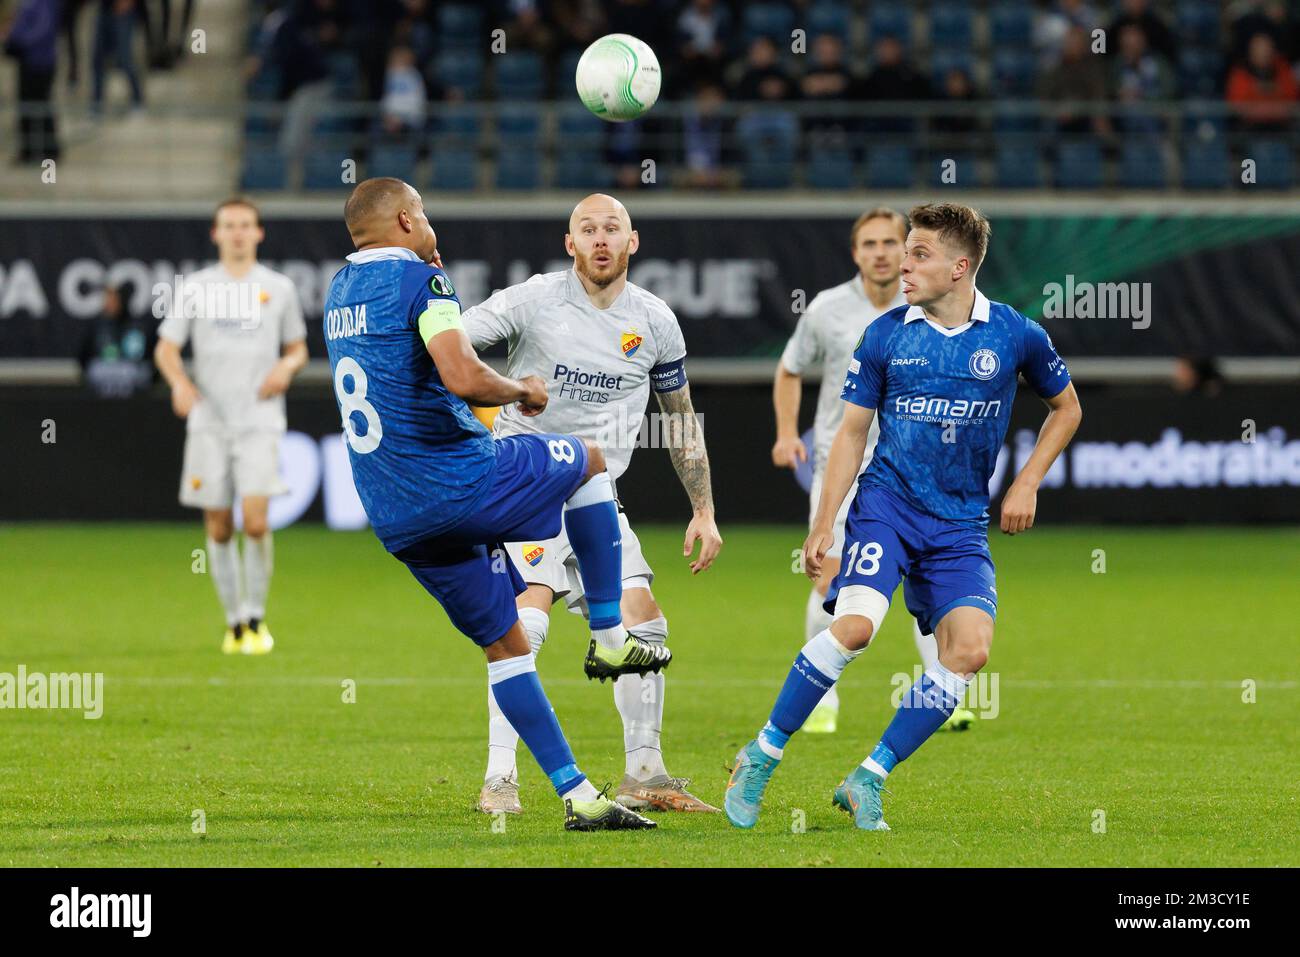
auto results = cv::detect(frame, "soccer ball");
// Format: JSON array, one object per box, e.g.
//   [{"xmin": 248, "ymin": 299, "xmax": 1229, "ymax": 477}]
[{"xmin": 575, "ymin": 33, "xmax": 661, "ymax": 122}]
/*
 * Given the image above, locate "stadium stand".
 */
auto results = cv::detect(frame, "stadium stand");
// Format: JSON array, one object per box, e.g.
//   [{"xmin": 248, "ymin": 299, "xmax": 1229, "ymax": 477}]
[{"xmin": 2, "ymin": 1, "xmax": 1297, "ymax": 197}]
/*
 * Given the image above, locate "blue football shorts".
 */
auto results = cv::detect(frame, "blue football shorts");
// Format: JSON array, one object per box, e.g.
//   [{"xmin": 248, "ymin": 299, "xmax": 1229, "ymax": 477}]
[
  {"xmin": 392, "ymin": 433, "xmax": 589, "ymax": 645},
  {"xmin": 824, "ymin": 482, "xmax": 997, "ymax": 636}
]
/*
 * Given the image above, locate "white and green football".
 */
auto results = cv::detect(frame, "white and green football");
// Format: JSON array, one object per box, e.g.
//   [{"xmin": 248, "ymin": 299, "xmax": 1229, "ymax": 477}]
[{"xmin": 575, "ymin": 33, "xmax": 661, "ymax": 122}]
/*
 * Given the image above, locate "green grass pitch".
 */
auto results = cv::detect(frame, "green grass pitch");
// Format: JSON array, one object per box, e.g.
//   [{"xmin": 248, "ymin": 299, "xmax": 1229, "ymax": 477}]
[{"xmin": 1, "ymin": 523, "xmax": 1296, "ymax": 867}]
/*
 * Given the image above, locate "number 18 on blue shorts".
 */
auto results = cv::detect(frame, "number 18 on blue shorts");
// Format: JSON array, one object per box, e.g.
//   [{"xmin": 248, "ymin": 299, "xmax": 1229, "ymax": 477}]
[{"xmin": 824, "ymin": 484, "xmax": 998, "ymax": 636}]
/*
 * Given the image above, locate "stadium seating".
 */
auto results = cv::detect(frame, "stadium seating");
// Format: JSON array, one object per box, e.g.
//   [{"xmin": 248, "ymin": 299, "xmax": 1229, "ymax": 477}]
[
  {"xmin": 437, "ymin": 4, "xmax": 484, "ymax": 52},
  {"xmin": 806, "ymin": 150, "xmax": 856, "ymax": 189},
  {"xmin": 436, "ymin": 49, "xmax": 485, "ymax": 99},
  {"xmin": 367, "ymin": 145, "xmax": 419, "ymax": 182},
  {"xmin": 1119, "ymin": 139, "xmax": 1169, "ymax": 189},
  {"xmin": 1181, "ymin": 141, "xmax": 1229, "ymax": 190},
  {"xmin": 1247, "ymin": 140, "xmax": 1295, "ymax": 189},
  {"xmin": 496, "ymin": 153, "xmax": 541, "ymax": 190},
  {"xmin": 867, "ymin": 7, "xmax": 912, "ymax": 46},
  {"xmin": 303, "ymin": 149, "xmax": 354, "ymax": 190},
  {"xmin": 741, "ymin": 3, "xmax": 796, "ymax": 45},
  {"xmin": 865, "ymin": 145, "xmax": 915, "ymax": 189},
  {"xmin": 495, "ymin": 52, "xmax": 545, "ymax": 100},
  {"xmin": 1055, "ymin": 141, "xmax": 1105, "ymax": 189},
  {"xmin": 430, "ymin": 149, "xmax": 479, "ymax": 191},
  {"xmin": 992, "ymin": 49, "xmax": 1036, "ymax": 97},
  {"xmin": 929, "ymin": 3, "xmax": 974, "ymax": 50},
  {"xmin": 995, "ymin": 142, "xmax": 1044, "ymax": 189},
  {"xmin": 806, "ymin": 1, "xmax": 851, "ymax": 41},
  {"xmin": 240, "ymin": 147, "xmax": 287, "ymax": 191},
  {"xmin": 988, "ymin": 2, "xmax": 1034, "ymax": 47}
]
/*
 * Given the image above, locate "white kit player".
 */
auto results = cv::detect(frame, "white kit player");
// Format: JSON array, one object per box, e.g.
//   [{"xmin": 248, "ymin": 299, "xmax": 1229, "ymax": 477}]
[
  {"xmin": 462, "ymin": 193, "xmax": 723, "ymax": 815},
  {"xmin": 772, "ymin": 207, "xmax": 976, "ymax": 733},
  {"xmin": 154, "ymin": 198, "xmax": 308, "ymax": 655}
]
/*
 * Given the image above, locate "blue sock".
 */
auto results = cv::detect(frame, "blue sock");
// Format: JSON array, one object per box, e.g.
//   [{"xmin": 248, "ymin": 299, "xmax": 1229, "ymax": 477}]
[
  {"xmin": 564, "ymin": 473, "xmax": 622, "ymax": 631},
  {"xmin": 870, "ymin": 667, "xmax": 967, "ymax": 774},
  {"xmin": 759, "ymin": 653, "xmax": 834, "ymax": 753},
  {"xmin": 488, "ymin": 656, "xmax": 585, "ymax": 796}
]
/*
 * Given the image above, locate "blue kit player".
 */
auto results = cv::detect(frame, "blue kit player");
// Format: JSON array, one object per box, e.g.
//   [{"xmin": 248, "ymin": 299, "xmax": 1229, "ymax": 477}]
[
  {"xmin": 325, "ymin": 178, "xmax": 671, "ymax": 831},
  {"xmin": 726, "ymin": 203, "xmax": 1082, "ymax": 831}
]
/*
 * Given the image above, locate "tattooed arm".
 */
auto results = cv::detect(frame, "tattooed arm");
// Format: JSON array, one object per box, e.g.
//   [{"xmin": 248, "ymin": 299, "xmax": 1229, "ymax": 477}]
[{"xmin": 655, "ymin": 383, "xmax": 723, "ymax": 574}]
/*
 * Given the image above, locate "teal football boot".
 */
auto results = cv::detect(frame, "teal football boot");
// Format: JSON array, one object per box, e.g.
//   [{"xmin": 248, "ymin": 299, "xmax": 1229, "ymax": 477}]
[
  {"xmin": 724, "ymin": 740, "xmax": 779, "ymax": 829},
  {"xmin": 832, "ymin": 765, "xmax": 891, "ymax": 831}
]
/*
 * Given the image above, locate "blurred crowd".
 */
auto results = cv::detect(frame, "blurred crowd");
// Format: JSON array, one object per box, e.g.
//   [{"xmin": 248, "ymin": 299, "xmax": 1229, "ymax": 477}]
[
  {"xmin": 2, "ymin": 0, "xmax": 198, "ymax": 163},
  {"xmin": 238, "ymin": 0, "xmax": 1300, "ymax": 190}
]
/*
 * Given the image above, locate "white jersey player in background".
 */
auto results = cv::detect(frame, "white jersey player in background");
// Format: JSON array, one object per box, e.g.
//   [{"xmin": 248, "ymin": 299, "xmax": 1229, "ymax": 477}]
[
  {"xmin": 155, "ymin": 198, "xmax": 308, "ymax": 655},
  {"xmin": 772, "ymin": 207, "xmax": 976, "ymax": 733},
  {"xmin": 463, "ymin": 193, "xmax": 723, "ymax": 815}
]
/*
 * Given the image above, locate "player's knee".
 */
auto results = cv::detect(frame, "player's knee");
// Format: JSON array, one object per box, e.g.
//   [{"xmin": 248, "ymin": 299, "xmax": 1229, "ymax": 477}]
[
  {"xmin": 830, "ymin": 615, "xmax": 873, "ymax": 651},
  {"xmin": 947, "ymin": 622, "xmax": 993, "ymax": 673},
  {"xmin": 205, "ymin": 511, "xmax": 234, "ymax": 543},
  {"xmin": 830, "ymin": 585, "xmax": 887, "ymax": 651},
  {"xmin": 581, "ymin": 438, "xmax": 605, "ymax": 477},
  {"xmin": 243, "ymin": 516, "xmax": 269, "ymax": 539}
]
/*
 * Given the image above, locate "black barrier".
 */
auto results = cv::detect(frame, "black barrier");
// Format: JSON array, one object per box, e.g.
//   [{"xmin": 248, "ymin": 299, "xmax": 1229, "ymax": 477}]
[
  {"xmin": 3, "ymin": 214, "xmax": 1300, "ymax": 360},
  {"xmin": 3, "ymin": 383, "xmax": 1297, "ymax": 525}
]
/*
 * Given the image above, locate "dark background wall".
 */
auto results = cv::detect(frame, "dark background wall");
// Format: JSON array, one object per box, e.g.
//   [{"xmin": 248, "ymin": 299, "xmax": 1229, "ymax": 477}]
[{"xmin": 5, "ymin": 383, "xmax": 1298, "ymax": 526}]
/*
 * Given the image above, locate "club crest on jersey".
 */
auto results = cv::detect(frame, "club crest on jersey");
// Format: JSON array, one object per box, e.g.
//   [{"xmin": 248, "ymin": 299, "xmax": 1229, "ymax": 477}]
[
  {"xmin": 522, "ymin": 544, "xmax": 545, "ymax": 567},
  {"xmin": 969, "ymin": 348, "xmax": 1000, "ymax": 380},
  {"xmin": 620, "ymin": 330, "xmax": 643, "ymax": 359},
  {"xmin": 429, "ymin": 274, "xmax": 454, "ymax": 297}
]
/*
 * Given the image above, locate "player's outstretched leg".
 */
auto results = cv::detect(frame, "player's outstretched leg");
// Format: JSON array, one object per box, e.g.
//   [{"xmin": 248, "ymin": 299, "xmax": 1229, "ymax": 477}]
[
  {"xmin": 835, "ymin": 607, "xmax": 992, "ymax": 831},
  {"xmin": 484, "ymin": 622, "xmax": 655, "ymax": 831},
  {"xmin": 726, "ymin": 596, "xmax": 876, "ymax": 828},
  {"xmin": 914, "ymin": 620, "xmax": 975, "ymax": 731},
  {"xmin": 565, "ymin": 441, "xmax": 671, "ymax": 681},
  {"xmin": 479, "ymin": 603, "xmax": 549, "ymax": 814}
]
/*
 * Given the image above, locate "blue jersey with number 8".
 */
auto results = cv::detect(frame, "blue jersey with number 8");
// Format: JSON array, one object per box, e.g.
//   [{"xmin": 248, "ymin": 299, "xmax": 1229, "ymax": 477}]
[{"xmin": 324, "ymin": 247, "xmax": 495, "ymax": 552}]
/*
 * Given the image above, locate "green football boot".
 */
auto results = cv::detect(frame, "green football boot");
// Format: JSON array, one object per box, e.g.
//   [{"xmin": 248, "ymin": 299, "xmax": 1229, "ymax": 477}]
[
  {"xmin": 564, "ymin": 791, "xmax": 657, "ymax": 831},
  {"xmin": 583, "ymin": 634, "xmax": 671, "ymax": 682}
]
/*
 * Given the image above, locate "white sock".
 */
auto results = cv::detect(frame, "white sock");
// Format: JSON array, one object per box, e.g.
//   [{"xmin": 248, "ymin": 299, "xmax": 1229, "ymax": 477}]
[
  {"xmin": 241, "ymin": 531, "xmax": 273, "ymax": 622},
  {"xmin": 559, "ymin": 778, "xmax": 600, "ymax": 802},
  {"xmin": 805, "ymin": 629, "xmax": 856, "ymax": 714},
  {"xmin": 913, "ymin": 618, "xmax": 940, "ymax": 672},
  {"xmin": 862, "ymin": 757, "xmax": 890, "ymax": 779},
  {"xmin": 485, "ymin": 608, "xmax": 549, "ymax": 782},
  {"xmin": 807, "ymin": 590, "xmax": 839, "ymax": 712},
  {"xmin": 616, "ymin": 615, "xmax": 668, "ymax": 781},
  {"xmin": 592, "ymin": 623, "xmax": 628, "ymax": 650},
  {"xmin": 206, "ymin": 537, "xmax": 244, "ymax": 627}
]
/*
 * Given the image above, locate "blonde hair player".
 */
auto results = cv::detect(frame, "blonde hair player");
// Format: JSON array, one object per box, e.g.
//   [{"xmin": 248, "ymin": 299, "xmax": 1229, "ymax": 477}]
[
  {"xmin": 154, "ymin": 198, "xmax": 308, "ymax": 655},
  {"xmin": 728, "ymin": 203, "xmax": 1081, "ymax": 831},
  {"xmin": 462, "ymin": 193, "xmax": 723, "ymax": 816},
  {"xmin": 772, "ymin": 208, "xmax": 974, "ymax": 733}
]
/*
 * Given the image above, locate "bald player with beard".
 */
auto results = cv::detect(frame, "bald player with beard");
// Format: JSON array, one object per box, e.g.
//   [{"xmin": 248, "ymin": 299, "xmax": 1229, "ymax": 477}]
[{"xmin": 462, "ymin": 194, "xmax": 723, "ymax": 816}]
